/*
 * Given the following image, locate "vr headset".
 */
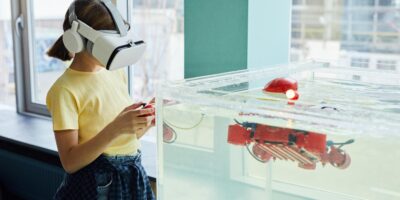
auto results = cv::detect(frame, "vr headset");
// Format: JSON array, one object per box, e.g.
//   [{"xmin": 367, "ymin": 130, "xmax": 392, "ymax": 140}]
[{"xmin": 63, "ymin": 0, "xmax": 146, "ymax": 70}]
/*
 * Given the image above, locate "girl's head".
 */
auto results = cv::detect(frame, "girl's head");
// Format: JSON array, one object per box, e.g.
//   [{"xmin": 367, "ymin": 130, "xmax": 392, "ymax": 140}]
[{"xmin": 48, "ymin": 0, "xmax": 121, "ymax": 61}]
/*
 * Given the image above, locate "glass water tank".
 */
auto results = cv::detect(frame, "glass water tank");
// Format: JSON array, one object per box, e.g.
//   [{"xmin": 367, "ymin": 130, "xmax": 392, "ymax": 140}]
[{"xmin": 156, "ymin": 61, "xmax": 400, "ymax": 200}]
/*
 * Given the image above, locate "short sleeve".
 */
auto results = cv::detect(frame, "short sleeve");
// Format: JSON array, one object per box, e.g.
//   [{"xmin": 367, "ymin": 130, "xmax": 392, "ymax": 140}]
[{"xmin": 46, "ymin": 86, "xmax": 79, "ymax": 131}]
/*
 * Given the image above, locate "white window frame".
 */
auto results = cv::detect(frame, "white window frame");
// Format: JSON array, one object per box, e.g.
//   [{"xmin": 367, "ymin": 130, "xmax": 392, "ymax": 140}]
[{"xmin": 11, "ymin": 0, "xmax": 130, "ymax": 117}]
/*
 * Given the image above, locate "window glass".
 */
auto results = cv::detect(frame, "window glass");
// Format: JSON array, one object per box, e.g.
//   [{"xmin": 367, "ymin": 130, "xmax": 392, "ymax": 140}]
[
  {"xmin": 377, "ymin": 60, "xmax": 397, "ymax": 71},
  {"xmin": 291, "ymin": 0, "xmax": 400, "ymax": 72},
  {"xmin": 31, "ymin": 0, "xmax": 73, "ymax": 104},
  {"xmin": 29, "ymin": 0, "xmax": 185, "ymax": 105},
  {"xmin": 293, "ymin": 0, "xmax": 303, "ymax": 5},
  {"xmin": 131, "ymin": 0, "xmax": 184, "ymax": 101},
  {"xmin": 352, "ymin": 0, "xmax": 375, "ymax": 6},
  {"xmin": 379, "ymin": 0, "xmax": 397, "ymax": 6},
  {"xmin": 306, "ymin": 0, "xmax": 324, "ymax": 6},
  {"xmin": 351, "ymin": 57, "xmax": 370, "ymax": 68},
  {"xmin": 0, "ymin": 1, "xmax": 15, "ymax": 110}
]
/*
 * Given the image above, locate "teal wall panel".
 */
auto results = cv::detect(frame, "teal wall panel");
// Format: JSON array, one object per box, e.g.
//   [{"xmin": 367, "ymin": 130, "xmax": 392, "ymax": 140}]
[{"xmin": 184, "ymin": 0, "xmax": 248, "ymax": 78}]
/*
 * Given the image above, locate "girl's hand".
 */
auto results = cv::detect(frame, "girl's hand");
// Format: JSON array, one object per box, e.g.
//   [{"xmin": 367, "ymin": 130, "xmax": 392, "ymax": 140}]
[
  {"xmin": 148, "ymin": 97, "xmax": 156, "ymax": 126},
  {"xmin": 108, "ymin": 102, "xmax": 155, "ymax": 137},
  {"xmin": 142, "ymin": 99, "xmax": 156, "ymax": 126}
]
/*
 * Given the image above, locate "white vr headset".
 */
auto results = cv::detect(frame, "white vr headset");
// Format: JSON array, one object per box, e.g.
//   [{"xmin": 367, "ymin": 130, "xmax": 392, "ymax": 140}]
[{"xmin": 63, "ymin": 0, "xmax": 146, "ymax": 70}]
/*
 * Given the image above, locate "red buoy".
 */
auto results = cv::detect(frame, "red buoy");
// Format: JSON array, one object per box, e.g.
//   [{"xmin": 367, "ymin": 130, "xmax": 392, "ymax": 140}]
[
  {"xmin": 263, "ymin": 77, "xmax": 300, "ymax": 101},
  {"xmin": 263, "ymin": 77, "xmax": 298, "ymax": 93}
]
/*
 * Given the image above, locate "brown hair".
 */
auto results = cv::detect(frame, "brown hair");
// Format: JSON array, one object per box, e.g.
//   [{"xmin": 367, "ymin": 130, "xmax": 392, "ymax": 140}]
[{"xmin": 47, "ymin": 0, "xmax": 117, "ymax": 61}]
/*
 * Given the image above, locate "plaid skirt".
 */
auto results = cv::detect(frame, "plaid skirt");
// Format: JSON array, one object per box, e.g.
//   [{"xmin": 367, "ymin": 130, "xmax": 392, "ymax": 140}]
[{"xmin": 54, "ymin": 151, "xmax": 155, "ymax": 200}]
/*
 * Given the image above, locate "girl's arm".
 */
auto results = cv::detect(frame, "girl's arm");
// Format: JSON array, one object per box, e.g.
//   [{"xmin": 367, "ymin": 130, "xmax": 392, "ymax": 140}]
[{"xmin": 55, "ymin": 104, "xmax": 155, "ymax": 174}]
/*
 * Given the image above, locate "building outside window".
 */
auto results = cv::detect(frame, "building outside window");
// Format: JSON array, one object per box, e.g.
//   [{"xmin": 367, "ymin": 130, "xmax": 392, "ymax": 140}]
[
  {"xmin": 291, "ymin": 0, "xmax": 400, "ymax": 76},
  {"xmin": 0, "ymin": 1, "xmax": 15, "ymax": 110},
  {"xmin": 376, "ymin": 60, "xmax": 397, "ymax": 70},
  {"xmin": 350, "ymin": 57, "xmax": 370, "ymax": 68}
]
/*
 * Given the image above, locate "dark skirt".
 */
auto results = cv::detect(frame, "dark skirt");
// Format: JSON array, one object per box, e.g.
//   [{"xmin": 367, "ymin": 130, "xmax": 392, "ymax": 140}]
[{"xmin": 54, "ymin": 151, "xmax": 155, "ymax": 200}]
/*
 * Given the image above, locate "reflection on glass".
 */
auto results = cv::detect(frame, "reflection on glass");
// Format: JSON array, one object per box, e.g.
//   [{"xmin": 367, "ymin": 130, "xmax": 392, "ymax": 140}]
[
  {"xmin": 32, "ymin": 0, "xmax": 73, "ymax": 104},
  {"xmin": 0, "ymin": 1, "xmax": 15, "ymax": 109},
  {"xmin": 163, "ymin": 104, "xmax": 214, "ymax": 150}
]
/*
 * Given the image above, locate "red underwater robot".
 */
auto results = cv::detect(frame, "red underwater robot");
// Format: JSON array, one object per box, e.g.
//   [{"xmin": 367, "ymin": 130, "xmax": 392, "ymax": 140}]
[{"xmin": 228, "ymin": 120, "xmax": 354, "ymax": 170}]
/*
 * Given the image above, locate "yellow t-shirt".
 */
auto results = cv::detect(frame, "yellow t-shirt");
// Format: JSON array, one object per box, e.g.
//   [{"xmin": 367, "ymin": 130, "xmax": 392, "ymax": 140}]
[{"xmin": 46, "ymin": 67, "xmax": 138, "ymax": 155}]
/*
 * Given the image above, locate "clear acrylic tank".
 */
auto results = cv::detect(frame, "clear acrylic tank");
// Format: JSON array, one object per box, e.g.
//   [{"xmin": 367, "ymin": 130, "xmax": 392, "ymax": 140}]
[{"xmin": 155, "ymin": 61, "xmax": 400, "ymax": 200}]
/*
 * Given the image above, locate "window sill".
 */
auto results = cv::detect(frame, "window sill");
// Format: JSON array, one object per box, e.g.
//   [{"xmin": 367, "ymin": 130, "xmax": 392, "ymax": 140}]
[{"xmin": 0, "ymin": 109, "xmax": 156, "ymax": 180}]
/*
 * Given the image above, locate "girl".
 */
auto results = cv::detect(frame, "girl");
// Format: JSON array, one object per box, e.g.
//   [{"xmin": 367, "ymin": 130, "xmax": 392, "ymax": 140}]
[{"xmin": 46, "ymin": 0, "xmax": 155, "ymax": 199}]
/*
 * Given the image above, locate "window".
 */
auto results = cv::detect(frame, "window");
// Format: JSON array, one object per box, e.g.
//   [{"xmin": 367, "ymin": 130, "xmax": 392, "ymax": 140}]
[
  {"xmin": 290, "ymin": 0, "xmax": 400, "ymax": 69},
  {"xmin": 351, "ymin": 11, "xmax": 374, "ymax": 22},
  {"xmin": 0, "ymin": 1, "xmax": 15, "ymax": 110},
  {"xmin": 306, "ymin": 0, "xmax": 323, "ymax": 6},
  {"xmin": 12, "ymin": 0, "xmax": 73, "ymax": 115},
  {"xmin": 351, "ymin": 58, "xmax": 370, "ymax": 68},
  {"xmin": 352, "ymin": 74, "xmax": 361, "ymax": 80},
  {"xmin": 379, "ymin": 0, "xmax": 397, "ymax": 6},
  {"xmin": 130, "ymin": 0, "xmax": 184, "ymax": 100},
  {"xmin": 0, "ymin": 0, "xmax": 192, "ymax": 118},
  {"xmin": 24, "ymin": 0, "xmax": 183, "ymax": 105},
  {"xmin": 377, "ymin": 60, "xmax": 397, "ymax": 71},
  {"xmin": 9, "ymin": 0, "xmax": 184, "ymax": 117},
  {"xmin": 31, "ymin": 0, "xmax": 73, "ymax": 105},
  {"xmin": 352, "ymin": 0, "xmax": 375, "ymax": 6},
  {"xmin": 293, "ymin": 0, "xmax": 303, "ymax": 5},
  {"xmin": 0, "ymin": 0, "xmax": 185, "ymax": 147},
  {"xmin": 291, "ymin": 31, "xmax": 301, "ymax": 39},
  {"xmin": 290, "ymin": 2, "xmax": 400, "ymax": 197}
]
